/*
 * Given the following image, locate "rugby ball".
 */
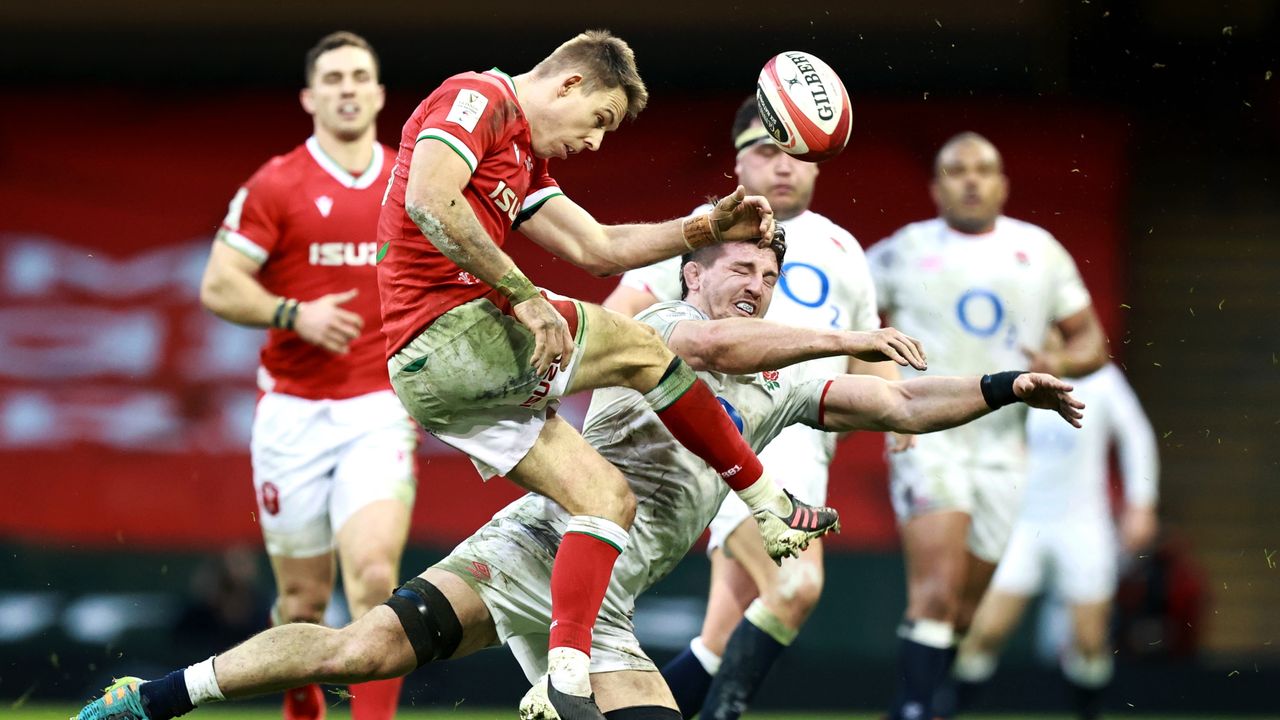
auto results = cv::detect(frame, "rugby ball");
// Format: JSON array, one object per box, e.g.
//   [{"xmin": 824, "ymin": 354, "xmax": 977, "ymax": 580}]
[{"xmin": 756, "ymin": 51, "xmax": 852, "ymax": 162}]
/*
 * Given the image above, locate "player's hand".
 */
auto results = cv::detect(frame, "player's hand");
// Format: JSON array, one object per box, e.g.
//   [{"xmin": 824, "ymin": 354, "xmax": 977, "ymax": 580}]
[
  {"xmin": 1021, "ymin": 345, "xmax": 1062, "ymax": 375},
  {"xmin": 1013, "ymin": 372, "xmax": 1085, "ymax": 427},
  {"xmin": 887, "ymin": 432, "xmax": 917, "ymax": 453},
  {"xmin": 711, "ymin": 185, "xmax": 776, "ymax": 245},
  {"xmin": 844, "ymin": 328, "xmax": 928, "ymax": 370},
  {"xmin": 513, "ymin": 294, "xmax": 574, "ymax": 376},
  {"xmin": 1120, "ymin": 505, "xmax": 1159, "ymax": 554},
  {"xmin": 295, "ymin": 289, "xmax": 364, "ymax": 354}
]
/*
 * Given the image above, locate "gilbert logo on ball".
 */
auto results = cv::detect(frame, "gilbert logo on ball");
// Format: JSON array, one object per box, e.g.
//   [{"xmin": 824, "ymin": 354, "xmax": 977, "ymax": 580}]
[{"xmin": 756, "ymin": 51, "xmax": 852, "ymax": 162}]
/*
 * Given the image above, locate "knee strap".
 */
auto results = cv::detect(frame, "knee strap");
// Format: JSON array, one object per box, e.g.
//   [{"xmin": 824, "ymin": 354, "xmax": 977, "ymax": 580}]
[
  {"xmin": 604, "ymin": 705, "xmax": 682, "ymax": 720},
  {"xmin": 383, "ymin": 577, "xmax": 462, "ymax": 667}
]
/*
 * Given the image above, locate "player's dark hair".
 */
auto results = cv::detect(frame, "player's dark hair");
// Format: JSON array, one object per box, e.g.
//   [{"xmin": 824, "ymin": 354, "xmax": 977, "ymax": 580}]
[
  {"xmin": 532, "ymin": 30, "xmax": 649, "ymax": 119},
  {"xmin": 679, "ymin": 225, "xmax": 788, "ymax": 300},
  {"xmin": 730, "ymin": 96, "xmax": 761, "ymax": 145},
  {"xmin": 305, "ymin": 31, "xmax": 380, "ymax": 85}
]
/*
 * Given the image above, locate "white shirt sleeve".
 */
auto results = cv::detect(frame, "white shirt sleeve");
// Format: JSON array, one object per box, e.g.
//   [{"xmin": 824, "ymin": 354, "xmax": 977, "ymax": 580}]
[
  {"xmin": 1044, "ymin": 234, "xmax": 1093, "ymax": 322},
  {"xmin": 838, "ymin": 233, "xmax": 882, "ymax": 331},
  {"xmin": 863, "ymin": 235, "xmax": 898, "ymax": 315},
  {"xmin": 1104, "ymin": 366, "xmax": 1160, "ymax": 508}
]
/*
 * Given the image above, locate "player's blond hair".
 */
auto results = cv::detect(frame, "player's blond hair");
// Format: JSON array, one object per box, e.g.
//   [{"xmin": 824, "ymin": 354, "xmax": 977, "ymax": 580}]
[
  {"xmin": 531, "ymin": 30, "xmax": 648, "ymax": 119},
  {"xmin": 305, "ymin": 31, "xmax": 379, "ymax": 85}
]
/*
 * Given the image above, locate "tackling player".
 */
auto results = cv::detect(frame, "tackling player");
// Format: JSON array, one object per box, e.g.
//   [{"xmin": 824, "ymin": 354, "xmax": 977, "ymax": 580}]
[
  {"xmin": 949, "ymin": 359, "xmax": 1158, "ymax": 720},
  {"xmin": 603, "ymin": 96, "xmax": 908, "ymax": 720},
  {"xmin": 76, "ymin": 237, "xmax": 1084, "ymax": 720},
  {"xmin": 198, "ymin": 32, "xmax": 413, "ymax": 720},
  {"xmin": 865, "ymin": 132, "xmax": 1108, "ymax": 720}
]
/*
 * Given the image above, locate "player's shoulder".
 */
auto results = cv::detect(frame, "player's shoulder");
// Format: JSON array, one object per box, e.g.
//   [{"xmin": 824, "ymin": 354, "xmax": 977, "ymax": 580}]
[
  {"xmin": 635, "ymin": 300, "xmax": 707, "ymax": 325},
  {"xmin": 787, "ymin": 210, "xmax": 860, "ymax": 253},
  {"xmin": 996, "ymin": 215, "xmax": 1058, "ymax": 244},
  {"xmin": 243, "ymin": 142, "xmax": 311, "ymax": 190},
  {"xmin": 867, "ymin": 217, "xmax": 939, "ymax": 262}
]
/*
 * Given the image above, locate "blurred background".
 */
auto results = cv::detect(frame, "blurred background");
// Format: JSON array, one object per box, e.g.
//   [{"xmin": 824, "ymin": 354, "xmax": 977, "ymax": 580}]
[{"xmin": 1, "ymin": 0, "xmax": 1276, "ymax": 715}]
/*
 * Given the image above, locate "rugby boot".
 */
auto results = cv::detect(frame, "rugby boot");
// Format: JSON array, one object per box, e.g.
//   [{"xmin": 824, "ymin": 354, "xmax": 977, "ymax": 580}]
[
  {"xmin": 76, "ymin": 677, "xmax": 150, "ymax": 720},
  {"xmin": 753, "ymin": 490, "xmax": 841, "ymax": 562},
  {"xmin": 518, "ymin": 674, "xmax": 606, "ymax": 720},
  {"xmin": 283, "ymin": 684, "xmax": 326, "ymax": 720}
]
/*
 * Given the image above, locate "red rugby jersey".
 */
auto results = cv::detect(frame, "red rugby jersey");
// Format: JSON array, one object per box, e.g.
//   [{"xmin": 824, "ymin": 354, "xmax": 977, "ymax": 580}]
[
  {"xmin": 376, "ymin": 68, "xmax": 562, "ymax": 358},
  {"xmin": 217, "ymin": 136, "xmax": 394, "ymax": 399}
]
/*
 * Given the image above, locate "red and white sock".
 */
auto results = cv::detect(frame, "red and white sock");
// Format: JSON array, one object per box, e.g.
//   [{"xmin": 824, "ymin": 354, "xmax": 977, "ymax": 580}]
[
  {"xmin": 547, "ymin": 516, "xmax": 629, "ymax": 696},
  {"xmin": 350, "ymin": 678, "xmax": 403, "ymax": 720}
]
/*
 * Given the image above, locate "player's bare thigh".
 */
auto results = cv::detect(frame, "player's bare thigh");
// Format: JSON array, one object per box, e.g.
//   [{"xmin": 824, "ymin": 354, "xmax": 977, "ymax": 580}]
[
  {"xmin": 506, "ymin": 413, "xmax": 636, "ymax": 524},
  {"xmin": 593, "ymin": 669, "xmax": 679, "ymax": 714},
  {"xmin": 565, "ymin": 302, "xmax": 674, "ymax": 395},
  {"xmin": 902, "ymin": 510, "xmax": 971, "ymax": 622}
]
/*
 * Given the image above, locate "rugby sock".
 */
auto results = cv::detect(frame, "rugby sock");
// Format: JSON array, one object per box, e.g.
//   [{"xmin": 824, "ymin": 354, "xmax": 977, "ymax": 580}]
[
  {"xmin": 1062, "ymin": 652, "xmax": 1112, "ymax": 720},
  {"xmin": 135, "ymin": 662, "xmax": 204, "ymax": 720},
  {"xmin": 701, "ymin": 600, "xmax": 796, "ymax": 720},
  {"xmin": 646, "ymin": 360, "xmax": 786, "ymax": 514},
  {"xmin": 928, "ymin": 644, "xmax": 960, "ymax": 717},
  {"xmin": 890, "ymin": 619, "xmax": 954, "ymax": 720},
  {"xmin": 350, "ymin": 678, "xmax": 402, "ymax": 720},
  {"xmin": 949, "ymin": 648, "xmax": 998, "ymax": 715},
  {"xmin": 548, "ymin": 516, "xmax": 629, "ymax": 696},
  {"xmin": 661, "ymin": 637, "xmax": 719, "ymax": 718}
]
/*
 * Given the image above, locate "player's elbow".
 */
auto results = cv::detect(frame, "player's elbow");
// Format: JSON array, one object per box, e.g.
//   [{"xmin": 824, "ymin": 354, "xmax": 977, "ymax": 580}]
[
  {"xmin": 198, "ymin": 268, "xmax": 235, "ymax": 319},
  {"xmin": 685, "ymin": 324, "xmax": 753, "ymax": 374}
]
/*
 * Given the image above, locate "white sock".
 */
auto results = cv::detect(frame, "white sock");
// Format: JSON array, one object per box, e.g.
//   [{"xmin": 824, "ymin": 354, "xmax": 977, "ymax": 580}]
[
  {"xmin": 735, "ymin": 474, "xmax": 791, "ymax": 516},
  {"xmin": 689, "ymin": 636, "xmax": 722, "ymax": 675},
  {"xmin": 184, "ymin": 656, "xmax": 225, "ymax": 705},
  {"xmin": 547, "ymin": 646, "xmax": 592, "ymax": 697},
  {"xmin": 953, "ymin": 650, "xmax": 998, "ymax": 682},
  {"xmin": 1062, "ymin": 651, "xmax": 1114, "ymax": 689},
  {"xmin": 745, "ymin": 599, "xmax": 799, "ymax": 646}
]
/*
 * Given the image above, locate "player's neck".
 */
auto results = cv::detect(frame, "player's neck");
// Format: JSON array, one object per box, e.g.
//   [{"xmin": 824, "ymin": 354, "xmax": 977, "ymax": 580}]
[{"xmin": 311, "ymin": 128, "xmax": 376, "ymax": 176}]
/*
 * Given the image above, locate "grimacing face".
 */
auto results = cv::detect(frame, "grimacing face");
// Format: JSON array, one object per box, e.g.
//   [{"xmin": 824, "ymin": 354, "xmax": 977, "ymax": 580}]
[
  {"xmin": 301, "ymin": 45, "xmax": 385, "ymax": 142},
  {"xmin": 684, "ymin": 242, "xmax": 780, "ymax": 320},
  {"xmin": 530, "ymin": 74, "xmax": 628, "ymax": 160},
  {"xmin": 734, "ymin": 122, "xmax": 819, "ymax": 221},
  {"xmin": 930, "ymin": 138, "xmax": 1009, "ymax": 234}
]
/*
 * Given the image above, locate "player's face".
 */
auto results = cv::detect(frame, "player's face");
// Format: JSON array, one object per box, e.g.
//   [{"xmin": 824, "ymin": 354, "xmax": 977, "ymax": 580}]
[
  {"xmin": 686, "ymin": 243, "xmax": 780, "ymax": 320},
  {"xmin": 931, "ymin": 139, "xmax": 1008, "ymax": 234},
  {"xmin": 532, "ymin": 75, "xmax": 627, "ymax": 160},
  {"xmin": 301, "ymin": 46, "xmax": 385, "ymax": 143},
  {"xmin": 734, "ymin": 125, "xmax": 819, "ymax": 222}
]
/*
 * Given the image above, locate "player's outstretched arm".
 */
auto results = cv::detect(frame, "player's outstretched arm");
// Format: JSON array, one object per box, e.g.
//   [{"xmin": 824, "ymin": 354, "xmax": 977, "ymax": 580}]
[
  {"xmin": 820, "ymin": 372, "xmax": 1084, "ymax": 434},
  {"xmin": 518, "ymin": 186, "xmax": 776, "ymax": 277},
  {"xmin": 665, "ymin": 318, "xmax": 926, "ymax": 375},
  {"xmin": 199, "ymin": 241, "xmax": 363, "ymax": 354},
  {"xmin": 404, "ymin": 141, "xmax": 572, "ymax": 372}
]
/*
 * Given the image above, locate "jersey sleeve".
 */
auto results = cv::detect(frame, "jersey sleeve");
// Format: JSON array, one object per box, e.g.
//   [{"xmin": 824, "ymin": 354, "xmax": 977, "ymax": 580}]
[
  {"xmin": 836, "ymin": 231, "xmax": 882, "ymax": 331},
  {"xmin": 864, "ymin": 233, "xmax": 900, "ymax": 314},
  {"xmin": 635, "ymin": 301, "xmax": 707, "ymax": 343},
  {"xmin": 514, "ymin": 158, "xmax": 564, "ymax": 228},
  {"xmin": 780, "ymin": 370, "xmax": 832, "ymax": 430},
  {"xmin": 1103, "ymin": 366, "xmax": 1160, "ymax": 508},
  {"xmin": 414, "ymin": 77, "xmax": 511, "ymax": 176},
  {"xmin": 1044, "ymin": 234, "xmax": 1093, "ymax": 321},
  {"xmin": 216, "ymin": 165, "xmax": 283, "ymax": 265},
  {"xmin": 618, "ymin": 255, "xmax": 684, "ymax": 303}
]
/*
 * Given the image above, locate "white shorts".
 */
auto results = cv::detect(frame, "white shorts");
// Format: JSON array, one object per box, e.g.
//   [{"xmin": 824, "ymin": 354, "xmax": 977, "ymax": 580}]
[
  {"xmin": 888, "ymin": 433, "xmax": 1025, "ymax": 563},
  {"xmin": 707, "ymin": 424, "xmax": 832, "ymax": 554},
  {"xmin": 433, "ymin": 514, "xmax": 655, "ymax": 683},
  {"xmin": 388, "ymin": 296, "xmax": 586, "ymax": 480},
  {"xmin": 992, "ymin": 518, "xmax": 1118, "ymax": 603},
  {"xmin": 251, "ymin": 390, "xmax": 418, "ymax": 558}
]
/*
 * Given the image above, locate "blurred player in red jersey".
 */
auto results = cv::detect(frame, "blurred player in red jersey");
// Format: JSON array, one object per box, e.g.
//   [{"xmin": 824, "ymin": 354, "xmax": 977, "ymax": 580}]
[
  {"xmin": 373, "ymin": 30, "xmax": 844, "ymax": 720},
  {"xmin": 198, "ymin": 32, "xmax": 414, "ymax": 720}
]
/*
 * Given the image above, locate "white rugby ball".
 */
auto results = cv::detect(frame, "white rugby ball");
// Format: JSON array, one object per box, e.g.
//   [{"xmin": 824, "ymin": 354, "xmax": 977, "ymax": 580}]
[{"xmin": 756, "ymin": 51, "xmax": 852, "ymax": 162}]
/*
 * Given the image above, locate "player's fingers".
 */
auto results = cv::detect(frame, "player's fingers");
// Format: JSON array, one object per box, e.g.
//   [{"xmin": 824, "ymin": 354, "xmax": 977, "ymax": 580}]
[
  {"xmin": 330, "ymin": 288, "xmax": 359, "ymax": 305},
  {"xmin": 879, "ymin": 342, "xmax": 909, "ymax": 366},
  {"xmin": 335, "ymin": 308, "xmax": 365, "ymax": 329},
  {"xmin": 558, "ymin": 324, "xmax": 576, "ymax": 367},
  {"xmin": 892, "ymin": 336, "xmax": 927, "ymax": 370},
  {"xmin": 529, "ymin": 332, "xmax": 551, "ymax": 374}
]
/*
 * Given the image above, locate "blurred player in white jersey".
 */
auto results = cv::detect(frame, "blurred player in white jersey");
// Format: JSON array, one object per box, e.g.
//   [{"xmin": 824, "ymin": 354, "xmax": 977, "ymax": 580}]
[
  {"xmin": 76, "ymin": 236, "xmax": 1085, "ymax": 720},
  {"xmin": 949, "ymin": 358, "xmax": 1158, "ymax": 720},
  {"xmin": 198, "ymin": 32, "xmax": 415, "ymax": 720},
  {"xmin": 604, "ymin": 97, "xmax": 905, "ymax": 719},
  {"xmin": 866, "ymin": 132, "xmax": 1107, "ymax": 720}
]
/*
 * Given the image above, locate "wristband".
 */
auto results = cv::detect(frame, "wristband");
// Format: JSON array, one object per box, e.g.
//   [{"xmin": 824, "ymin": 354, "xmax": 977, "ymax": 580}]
[
  {"xmin": 283, "ymin": 299, "xmax": 301, "ymax": 331},
  {"xmin": 495, "ymin": 268, "xmax": 541, "ymax": 305},
  {"xmin": 980, "ymin": 371, "xmax": 1027, "ymax": 409},
  {"xmin": 271, "ymin": 297, "xmax": 288, "ymax": 329},
  {"xmin": 681, "ymin": 213, "xmax": 723, "ymax": 251}
]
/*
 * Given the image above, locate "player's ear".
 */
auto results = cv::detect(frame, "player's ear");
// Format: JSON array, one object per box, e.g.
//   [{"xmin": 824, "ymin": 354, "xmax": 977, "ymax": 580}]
[
  {"xmin": 374, "ymin": 83, "xmax": 387, "ymax": 113},
  {"xmin": 682, "ymin": 261, "xmax": 702, "ymax": 294},
  {"xmin": 995, "ymin": 173, "xmax": 1010, "ymax": 204},
  {"xmin": 300, "ymin": 87, "xmax": 316, "ymax": 114},
  {"xmin": 559, "ymin": 74, "xmax": 584, "ymax": 97}
]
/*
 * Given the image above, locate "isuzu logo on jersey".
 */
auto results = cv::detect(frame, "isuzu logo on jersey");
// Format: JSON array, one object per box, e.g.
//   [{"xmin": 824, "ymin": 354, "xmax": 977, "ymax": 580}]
[{"xmin": 308, "ymin": 241, "xmax": 378, "ymax": 266}]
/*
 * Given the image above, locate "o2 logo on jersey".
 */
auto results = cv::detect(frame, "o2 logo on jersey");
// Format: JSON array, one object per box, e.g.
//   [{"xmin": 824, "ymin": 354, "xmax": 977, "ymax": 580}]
[
  {"xmin": 717, "ymin": 397, "xmax": 745, "ymax": 434},
  {"xmin": 489, "ymin": 180, "xmax": 520, "ymax": 223},
  {"xmin": 779, "ymin": 262, "xmax": 842, "ymax": 328},
  {"xmin": 955, "ymin": 288, "xmax": 1004, "ymax": 338}
]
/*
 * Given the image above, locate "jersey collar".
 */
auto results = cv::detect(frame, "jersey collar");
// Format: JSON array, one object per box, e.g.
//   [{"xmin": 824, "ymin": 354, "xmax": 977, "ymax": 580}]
[
  {"xmin": 305, "ymin": 136, "xmax": 384, "ymax": 190},
  {"xmin": 484, "ymin": 68, "xmax": 518, "ymax": 100}
]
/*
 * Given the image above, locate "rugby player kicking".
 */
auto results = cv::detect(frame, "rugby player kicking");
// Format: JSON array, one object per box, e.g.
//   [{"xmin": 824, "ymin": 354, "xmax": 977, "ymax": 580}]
[{"xmin": 76, "ymin": 233, "xmax": 1083, "ymax": 720}]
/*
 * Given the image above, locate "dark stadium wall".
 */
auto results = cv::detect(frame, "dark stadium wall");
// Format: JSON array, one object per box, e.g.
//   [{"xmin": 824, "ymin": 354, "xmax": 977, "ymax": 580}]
[{"xmin": 0, "ymin": 90, "xmax": 1129, "ymax": 550}]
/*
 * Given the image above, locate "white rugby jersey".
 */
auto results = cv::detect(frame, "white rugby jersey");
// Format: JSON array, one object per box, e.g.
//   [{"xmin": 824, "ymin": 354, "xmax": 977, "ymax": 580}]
[
  {"xmin": 618, "ymin": 207, "xmax": 879, "ymax": 466},
  {"xmin": 488, "ymin": 301, "xmax": 830, "ymax": 612},
  {"xmin": 1021, "ymin": 363, "xmax": 1159, "ymax": 523},
  {"xmin": 867, "ymin": 216, "xmax": 1092, "ymax": 466}
]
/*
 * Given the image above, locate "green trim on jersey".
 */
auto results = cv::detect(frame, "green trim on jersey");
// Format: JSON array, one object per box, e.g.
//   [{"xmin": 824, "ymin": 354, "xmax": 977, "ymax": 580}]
[{"xmin": 416, "ymin": 130, "xmax": 476, "ymax": 173}]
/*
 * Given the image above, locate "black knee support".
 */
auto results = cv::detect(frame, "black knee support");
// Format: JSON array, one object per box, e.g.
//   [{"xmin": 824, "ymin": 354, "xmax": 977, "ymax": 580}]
[
  {"xmin": 383, "ymin": 577, "xmax": 462, "ymax": 667},
  {"xmin": 604, "ymin": 706, "xmax": 682, "ymax": 720}
]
